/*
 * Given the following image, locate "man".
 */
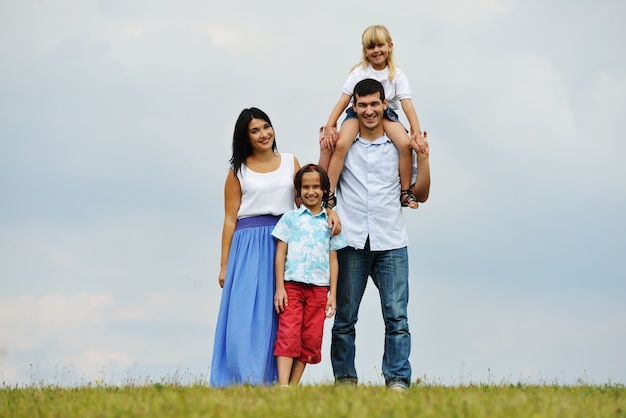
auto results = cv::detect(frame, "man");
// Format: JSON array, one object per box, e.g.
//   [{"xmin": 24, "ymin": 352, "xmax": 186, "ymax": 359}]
[{"xmin": 330, "ymin": 78, "xmax": 430, "ymax": 391}]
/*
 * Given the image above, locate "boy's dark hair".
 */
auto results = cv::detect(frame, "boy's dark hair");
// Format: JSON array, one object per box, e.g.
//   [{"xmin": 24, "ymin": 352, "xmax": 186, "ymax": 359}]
[
  {"xmin": 230, "ymin": 107, "xmax": 278, "ymax": 175},
  {"xmin": 294, "ymin": 164, "xmax": 330, "ymax": 204},
  {"xmin": 353, "ymin": 78, "xmax": 385, "ymax": 102}
]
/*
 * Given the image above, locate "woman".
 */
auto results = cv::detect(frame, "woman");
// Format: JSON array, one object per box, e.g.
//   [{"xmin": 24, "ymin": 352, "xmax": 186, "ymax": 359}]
[{"xmin": 210, "ymin": 107, "xmax": 339, "ymax": 386}]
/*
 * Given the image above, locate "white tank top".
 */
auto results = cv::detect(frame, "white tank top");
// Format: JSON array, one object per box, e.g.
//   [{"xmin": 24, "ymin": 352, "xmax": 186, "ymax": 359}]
[{"xmin": 237, "ymin": 153, "xmax": 296, "ymax": 219}]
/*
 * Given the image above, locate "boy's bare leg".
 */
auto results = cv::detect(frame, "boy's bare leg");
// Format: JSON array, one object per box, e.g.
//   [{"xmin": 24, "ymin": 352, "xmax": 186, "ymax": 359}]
[
  {"xmin": 289, "ymin": 360, "xmax": 307, "ymax": 386},
  {"xmin": 384, "ymin": 119, "xmax": 417, "ymax": 209},
  {"xmin": 277, "ymin": 356, "xmax": 294, "ymax": 386}
]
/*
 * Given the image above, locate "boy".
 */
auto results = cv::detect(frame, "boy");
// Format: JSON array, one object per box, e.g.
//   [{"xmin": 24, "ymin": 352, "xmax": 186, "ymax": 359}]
[{"xmin": 271, "ymin": 164, "xmax": 347, "ymax": 386}]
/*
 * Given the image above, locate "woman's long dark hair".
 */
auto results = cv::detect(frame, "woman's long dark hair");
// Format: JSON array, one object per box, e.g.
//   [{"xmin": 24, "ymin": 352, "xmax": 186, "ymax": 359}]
[{"xmin": 230, "ymin": 107, "xmax": 277, "ymax": 176}]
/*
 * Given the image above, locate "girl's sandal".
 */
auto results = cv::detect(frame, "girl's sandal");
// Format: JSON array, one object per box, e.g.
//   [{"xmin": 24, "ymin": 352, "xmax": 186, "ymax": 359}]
[
  {"xmin": 400, "ymin": 189, "xmax": 419, "ymax": 209},
  {"xmin": 324, "ymin": 192, "xmax": 337, "ymax": 209}
]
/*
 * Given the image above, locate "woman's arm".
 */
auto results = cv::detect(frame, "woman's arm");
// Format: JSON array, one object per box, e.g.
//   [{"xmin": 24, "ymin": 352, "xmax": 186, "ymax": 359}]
[
  {"xmin": 326, "ymin": 208, "xmax": 342, "ymax": 236},
  {"xmin": 218, "ymin": 170, "xmax": 241, "ymax": 288},
  {"xmin": 292, "ymin": 156, "xmax": 302, "ymax": 207}
]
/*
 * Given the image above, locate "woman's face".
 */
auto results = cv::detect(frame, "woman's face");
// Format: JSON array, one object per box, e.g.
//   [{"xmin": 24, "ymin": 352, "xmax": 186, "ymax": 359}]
[{"xmin": 247, "ymin": 117, "xmax": 274, "ymax": 152}]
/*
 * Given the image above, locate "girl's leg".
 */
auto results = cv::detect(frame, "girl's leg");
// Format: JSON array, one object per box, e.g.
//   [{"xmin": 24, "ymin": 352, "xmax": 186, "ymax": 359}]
[
  {"xmin": 327, "ymin": 118, "xmax": 359, "ymax": 195},
  {"xmin": 383, "ymin": 119, "xmax": 418, "ymax": 209}
]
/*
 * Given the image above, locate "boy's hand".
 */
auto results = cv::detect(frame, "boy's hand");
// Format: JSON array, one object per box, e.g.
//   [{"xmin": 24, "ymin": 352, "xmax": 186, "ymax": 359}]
[
  {"xmin": 325, "ymin": 296, "xmax": 336, "ymax": 318},
  {"xmin": 274, "ymin": 287, "xmax": 288, "ymax": 313}
]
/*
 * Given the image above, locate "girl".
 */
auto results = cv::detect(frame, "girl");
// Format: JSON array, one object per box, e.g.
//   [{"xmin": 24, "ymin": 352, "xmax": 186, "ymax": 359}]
[
  {"xmin": 210, "ymin": 108, "xmax": 340, "ymax": 386},
  {"xmin": 321, "ymin": 24, "xmax": 428, "ymax": 209},
  {"xmin": 271, "ymin": 164, "xmax": 346, "ymax": 386}
]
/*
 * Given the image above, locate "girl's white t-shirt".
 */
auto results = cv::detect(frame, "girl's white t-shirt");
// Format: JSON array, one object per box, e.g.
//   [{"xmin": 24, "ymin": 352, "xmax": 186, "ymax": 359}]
[{"xmin": 342, "ymin": 64, "xmax": 412, "ymax": 110}]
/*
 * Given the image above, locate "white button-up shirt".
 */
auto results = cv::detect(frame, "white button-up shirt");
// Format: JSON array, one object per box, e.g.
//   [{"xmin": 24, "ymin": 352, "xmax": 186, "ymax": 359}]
[{"xmin": 336, "ymin": 134, "xmax": 409, "ymax": 251}]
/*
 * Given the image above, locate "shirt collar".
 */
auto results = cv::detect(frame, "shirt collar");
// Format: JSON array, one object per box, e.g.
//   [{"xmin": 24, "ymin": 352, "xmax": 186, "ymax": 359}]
[
  {"xmin": 297, "ymin": 204, "xmax": 328, "ymax": 218},
  {"xmin": 355, "ymin": 133, "xmax": 391, "ymax": 145}
]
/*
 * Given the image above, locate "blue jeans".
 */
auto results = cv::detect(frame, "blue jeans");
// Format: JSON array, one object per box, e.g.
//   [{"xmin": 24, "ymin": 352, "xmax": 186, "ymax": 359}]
[{"xmin": 331, "ymin": 246, "xmax": 411, "ymax": 387}]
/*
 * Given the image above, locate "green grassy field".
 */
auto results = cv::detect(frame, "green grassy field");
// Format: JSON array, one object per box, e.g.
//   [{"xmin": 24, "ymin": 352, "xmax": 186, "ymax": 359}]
[{"xmin": 1, "ymin": 383, "xmax": 624, "ymax": 418}]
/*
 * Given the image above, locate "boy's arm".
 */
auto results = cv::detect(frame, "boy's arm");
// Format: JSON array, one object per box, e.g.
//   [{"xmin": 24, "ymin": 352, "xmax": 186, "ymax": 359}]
[
  {"xmin": 326, "ymin": 250, "xmax": 339, "ymax": 318},
  {"xmin": 274, "ymin": 240, "xmax": 289, "ymax": 313}
]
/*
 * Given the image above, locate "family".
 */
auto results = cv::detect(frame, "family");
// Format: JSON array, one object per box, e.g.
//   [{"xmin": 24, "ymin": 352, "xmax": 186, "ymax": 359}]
[{"xmin": 210, "ymin": 25, "xmax": 431, "ymax": 391}]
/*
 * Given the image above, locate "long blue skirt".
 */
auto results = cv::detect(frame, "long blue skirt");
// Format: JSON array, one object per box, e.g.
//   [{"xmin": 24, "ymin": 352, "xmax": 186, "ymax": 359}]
[{"xmin": 210, "ymin": 215, "xmax": 279, "ymax": 386}]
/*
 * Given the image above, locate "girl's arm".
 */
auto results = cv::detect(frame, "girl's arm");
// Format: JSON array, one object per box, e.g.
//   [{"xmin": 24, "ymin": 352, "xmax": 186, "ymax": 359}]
[
  {"xmin": 318, "ymin": 126, "xmax": 332, "ymax": 171},
  {"xmin": 400, "ymin": 98, "xmax": 428, "ymax": 153},
  {"xmin": 323, "ymin": 93, "xmax": 352, "ymax": 148},
  {"xmin": 326, "ymin": 249, "xmax": 339, "ymax": 318},
  {"xmin": 219, "ymin": 170, "xmax": 242, "ymax": 288},
  {"xmin": 411, "ymin": 133, "xmax": 431, "ymax": 203},
  {"xmin": 274, "ymin": 240, "xmax": 289, "ymax": 313}
]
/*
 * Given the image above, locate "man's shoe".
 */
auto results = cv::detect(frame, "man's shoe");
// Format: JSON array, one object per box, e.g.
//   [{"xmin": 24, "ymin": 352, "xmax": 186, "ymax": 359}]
[
  {"xmin": 335, "ymin": 377, "xmax": 358, "ymax": 386},
  {"xmin": 387, "ymin": 380, "xmax": 408, "ymax": 392}
]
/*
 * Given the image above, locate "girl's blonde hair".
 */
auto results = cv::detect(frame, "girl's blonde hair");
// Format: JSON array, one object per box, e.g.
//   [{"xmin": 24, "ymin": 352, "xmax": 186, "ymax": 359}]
[{"xmin": 351, "ymin": 24, "xmax": 396, "ymax": 80}]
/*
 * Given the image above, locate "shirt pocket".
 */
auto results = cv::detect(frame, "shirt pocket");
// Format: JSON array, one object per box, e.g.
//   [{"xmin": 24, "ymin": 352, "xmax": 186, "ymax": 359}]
[{"xmin": 369, "ymin": 143, "xmax": 399, "ymax": 183}]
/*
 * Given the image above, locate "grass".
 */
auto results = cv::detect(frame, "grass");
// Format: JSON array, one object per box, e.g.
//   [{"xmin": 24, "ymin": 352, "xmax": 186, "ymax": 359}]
[{"xmin": 1, "ymin": 382, "xmax": 624, "ymax": 418}]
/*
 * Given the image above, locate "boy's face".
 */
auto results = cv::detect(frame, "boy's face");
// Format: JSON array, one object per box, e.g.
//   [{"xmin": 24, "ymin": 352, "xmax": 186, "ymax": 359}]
[{"xmin": 299, "ymin": 172, "xmax": 324, "ymax": 210}]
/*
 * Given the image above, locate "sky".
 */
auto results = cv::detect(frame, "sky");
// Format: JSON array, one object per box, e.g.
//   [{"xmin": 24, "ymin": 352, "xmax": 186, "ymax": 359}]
[{"xmin": 1, "ymin": 0, "xmax": 625, "ymax": 387}]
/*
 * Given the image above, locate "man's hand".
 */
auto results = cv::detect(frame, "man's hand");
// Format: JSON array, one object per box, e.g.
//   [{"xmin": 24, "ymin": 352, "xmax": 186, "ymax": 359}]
[{"xmin": 410, "ymin": 130, "xmax": 429, "ymax": 154}]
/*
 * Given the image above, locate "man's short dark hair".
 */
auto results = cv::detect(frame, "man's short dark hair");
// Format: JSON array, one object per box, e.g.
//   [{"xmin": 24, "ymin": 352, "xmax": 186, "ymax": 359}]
[{"xmin": 353, "ymin": 78, "xmax": 385, "ymax": 102}]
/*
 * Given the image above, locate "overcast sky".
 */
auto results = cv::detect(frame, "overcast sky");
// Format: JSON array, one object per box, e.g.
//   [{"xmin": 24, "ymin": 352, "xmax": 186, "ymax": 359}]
[{"xmin": 1, "ymin": 0, "xmax": 625, "ymax": 387}]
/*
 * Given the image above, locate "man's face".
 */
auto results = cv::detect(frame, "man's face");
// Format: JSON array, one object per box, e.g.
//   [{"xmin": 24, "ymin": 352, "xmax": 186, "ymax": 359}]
[{"xmin": 353, "ymin": 92, "xmax": 387, "ymax": 130}]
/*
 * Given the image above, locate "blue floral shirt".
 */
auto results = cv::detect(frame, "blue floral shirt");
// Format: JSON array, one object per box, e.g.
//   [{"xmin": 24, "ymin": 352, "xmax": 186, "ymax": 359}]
[{"xmin": 272, "ymin": 205, "xmax": 347, "ymax": 286}]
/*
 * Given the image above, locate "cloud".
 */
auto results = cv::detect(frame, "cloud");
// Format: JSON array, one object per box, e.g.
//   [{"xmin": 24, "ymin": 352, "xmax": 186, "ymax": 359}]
[
  {"xmin": 430, "ymin": 0, "xmax": 511, "ymax": 25},
  {"xmin": 410, "ymin": 277, "xmax": 626, "ymax": 384},
  {"xmin": 0, "ymin": 290, "xmax": 217, "ymax": 385}
]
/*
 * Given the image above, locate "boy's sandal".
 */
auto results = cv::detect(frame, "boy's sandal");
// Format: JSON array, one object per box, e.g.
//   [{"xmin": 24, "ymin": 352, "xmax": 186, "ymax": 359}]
[
  {"xmin": 324, "ymin": 192, "xmax": 337, "ymax": 209},
  {"xmin": 400, "ymin": 189, "xmax": 419, "ymax": 209}
]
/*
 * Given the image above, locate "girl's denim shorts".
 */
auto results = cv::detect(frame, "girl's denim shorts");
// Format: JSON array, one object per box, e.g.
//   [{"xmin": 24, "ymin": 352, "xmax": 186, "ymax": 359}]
[{"xmin": 342, "ymin": 106, "xmax": 404, "ymax": 129}]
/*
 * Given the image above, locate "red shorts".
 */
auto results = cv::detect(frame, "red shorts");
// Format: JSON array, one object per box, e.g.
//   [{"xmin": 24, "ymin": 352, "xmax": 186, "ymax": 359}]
[{"xmin": 274, "ymin": 281, "xmax": 329, "ymax": 364}]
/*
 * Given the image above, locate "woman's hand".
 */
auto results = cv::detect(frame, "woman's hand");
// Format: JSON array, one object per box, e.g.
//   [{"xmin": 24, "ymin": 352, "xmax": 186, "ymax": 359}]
[
  {"xmin": 218, "ymin": 267, "xmax": 226, "ymax": 288},
  {"xmin": 326, "ymin": 208, "xmax": 342, "ymax": 236}
]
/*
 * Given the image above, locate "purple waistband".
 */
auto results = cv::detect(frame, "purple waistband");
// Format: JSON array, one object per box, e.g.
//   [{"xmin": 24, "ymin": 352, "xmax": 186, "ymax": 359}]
[{"xmin": 236, "ymin": 215, "xmax": 281, "ymax": 230}]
